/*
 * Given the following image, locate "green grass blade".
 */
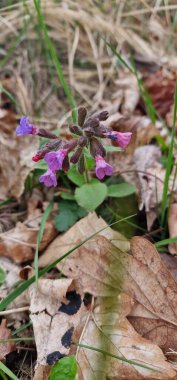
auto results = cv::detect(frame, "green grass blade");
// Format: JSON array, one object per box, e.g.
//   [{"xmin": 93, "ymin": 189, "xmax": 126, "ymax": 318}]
[
  {"xmin": 73, "ymin": 343, "xmax": 159, "ymax": 372},
  {"xmin": 161, "ymin": 82, "xmax": 177, "ymax": 226},
  {"xmin": 104, "ymin": 39, "xmax": 134, "ymax": 73},
  {"xmin": 0, "ymin": 214, "xmax": 136, "ymax": 311},
  {"xmin": 12, "ymin": 321, "xmax": 32, "ymax": 336},
  {"xmin": 34, "ymin": 202, "xmax": 53, "ymax": 286},
  {"xmin": 33, "ymin": 0, "xmax": 77, "ymax": 122},
  {"xmin": 0, "ymin": 362, "xmax": 19, "ymax": 380},
  {"xmin": 155, "ymin": 236, "xmax": 177, "ymax": 248},
  {"xmin": 130, "ymin": 57, "xmax": 156, "ymax": 123}
]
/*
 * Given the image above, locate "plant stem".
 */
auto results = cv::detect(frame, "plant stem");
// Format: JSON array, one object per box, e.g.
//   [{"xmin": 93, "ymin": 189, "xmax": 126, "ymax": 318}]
[{"xmin": 84, "ymin": 155, "xmax": 90, "ymax": 183}]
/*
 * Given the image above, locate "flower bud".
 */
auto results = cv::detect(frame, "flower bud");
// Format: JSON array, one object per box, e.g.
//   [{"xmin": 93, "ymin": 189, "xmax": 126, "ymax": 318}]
[
  {"xmin": 90, "ymin": 137, "xmax": 106, "ymax": 158},
  {"xmin": 70, "ymin": 146, "xmax": 83, "ymax": 164},
  {"xmin": 85, "ymin": 117, "xmax": 99, "ymax": 129},
  {"xmin": 63, "ymin": 140, "xmax": 78, "ymax": 152},
  {"xmin": 62, "ymin": 155, "xmax": 70, "ymax": 172},
  {"xmin": 78, "ymin": 107, "xmax": 87, "ymax": 127},
  {"xmin": 69, "ymin": 124, "xmax": 83, "ymax": 136},
  {"xmin": 84, "ymin": 127, "xmax": 94, "ymax": 137},
  {"xmin": 32, "ymin": 139, "xmax": 62, "ymax": 161},
  {"xmin": 94, "ymin": 125, "xmax": 110, "ymax": 138},
  {"xmin": 78, "ymin": 136, "xmax": 87, "ymax": 147},
  {"xmin": 78, "ymin": 154, "xmax": 85, "ymax": 174},
  {"xmin": 96, "ymin": 110, "xmax": 109, "ymax": 121},
  {"xmin": 37, "ymin": 129, "xmax": 58, "ymax": 139}
]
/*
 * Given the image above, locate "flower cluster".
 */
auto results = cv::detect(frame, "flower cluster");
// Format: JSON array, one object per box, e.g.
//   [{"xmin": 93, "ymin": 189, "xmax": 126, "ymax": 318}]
[{"xmin": 16, "ymin": 109, "xmax": 132, "ymax": 187}]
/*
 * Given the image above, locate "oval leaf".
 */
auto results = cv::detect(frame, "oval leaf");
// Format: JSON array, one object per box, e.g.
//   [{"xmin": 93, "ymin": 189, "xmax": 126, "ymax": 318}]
[
  {"xmin": 75, "ymin": 181, "xmax": 108, "ymax": 211},
  {"xmin": 50, "ymin": 355, "xmax": 77, "ymax": 380},
  {"xmin": 107, "ymin": 183, "xmax": 136, "ymax": 198},
  {"xmin": 67, "ymin": 165, "xmax": 85, "ymax": 186}
]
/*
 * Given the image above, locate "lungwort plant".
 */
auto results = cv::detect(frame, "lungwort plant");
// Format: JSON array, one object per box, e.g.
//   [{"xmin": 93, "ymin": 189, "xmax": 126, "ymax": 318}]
[{"xmin": 16, "ymin": 107, "xmax": 135, "ymax": 211}]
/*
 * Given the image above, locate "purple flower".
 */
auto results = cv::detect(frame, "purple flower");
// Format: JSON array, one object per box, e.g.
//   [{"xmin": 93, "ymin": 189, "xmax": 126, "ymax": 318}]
[
  {"xmin": 44, "ymin": 149, "xmax": 68, "ymax": 171},
  {"xmin": 106, "ymin": 131, "xmax": 132, "ymax": 148},
  {"xmin": 39, "ymin": 169, "xmax": 57, "ymax": 187},
  {"xmin": 95, "ymin": 155, "xmax": 113, "ymax": 180},
  {"xmin": 16, "ymin": 116, "xmax": 38, "ymax": 135}
]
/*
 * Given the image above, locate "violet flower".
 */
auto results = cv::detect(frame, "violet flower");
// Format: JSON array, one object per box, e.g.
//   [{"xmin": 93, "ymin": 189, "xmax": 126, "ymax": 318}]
[
  {"xmin": 16, "ymin": 116, "xmax": 38, "ymax": 136},
  {"xmin": 95, "ymin": 155, "xmax": 113, "ymax": 180},
  {"xmin": 39, "ymin": 169, "xmax": 57, "ymax": 187},
  {"xmin": 44, "ymin": 149, "xmax": 68, "ymax": 171},
  {"xmin": 105, "ymin": 131, "xmax": 132, "ymax": 148}
]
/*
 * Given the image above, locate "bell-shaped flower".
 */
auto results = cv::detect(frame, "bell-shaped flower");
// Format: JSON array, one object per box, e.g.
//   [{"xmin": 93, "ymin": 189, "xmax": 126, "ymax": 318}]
[
  {"xmin": 105, "ymin": 131, "xmax": 132, "ymax": 148},
  {"xmin": 95, "ymin": 155, "xmax": 113, "ymax": 180},
  {"xmin": 16, "ymin": 117, "xmax": 38, "ymax": 135},
  {"xmin": 44, "ymin": 149, "xmax": 68, "ymax": 171},
  {"xmin": 39, "ymin": 169, "xmax": 57, "ymax": 187}
]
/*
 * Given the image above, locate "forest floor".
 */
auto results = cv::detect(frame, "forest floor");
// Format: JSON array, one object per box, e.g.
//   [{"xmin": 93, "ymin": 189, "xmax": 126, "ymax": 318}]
[{"xmin": 1, "ymin": 1, "xmax": 177, "ymax": 379}]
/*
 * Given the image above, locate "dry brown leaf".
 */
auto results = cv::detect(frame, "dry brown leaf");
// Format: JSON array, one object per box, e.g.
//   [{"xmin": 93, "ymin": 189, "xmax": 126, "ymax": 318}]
[
  {"xmin": 168, "ymin": 203, "xmax": 177, "ymax": 255},
  {"xmin": 0, "ymin": 107, "xmax": 38, "ymax": 199},
  {"xmin": 77, "ymin": 302, "xmax": 176, "ymax": 380},
  {"xmin": 33, "ymin": 217, "xmax": 177, "ymax": 378},
  {"xmin": 127, "ymin": 237, "xmax": 177, "ymax": 352},
  {"xmin": 40, "ymin": 215, "xmax": 177, "ymax": 353},
  {"xmin": 161, "ymin": 253, "xmax": 177, "ymax": 283},
  {"xmin": 29, "ymin": 278, "xmax": 86, "ymax": 377},
  {"xmin": 143, "ymin": 69, "xmax": 176, "ymax": 119},
  {"xmin": 129, "ymin": 237, "xmax": 177, "ymax": 323},
  {"xmin": 129, "ymin": 310, "xmax": 177, "ymax": 355},
  {"xmin": 0, "ymin": 257, "xmax": 29, "ymax": 324},
  {"xmin": 0, "ymin": 213, "xmax": 56, "ymax": 263},
  {"xmin": 33, "ymin": 366, "xmax": 50, "ymax": 380},
  {"xmin": 38, "ymin": 212, "xmax": 130, "ymax": 296},
  {"xmin": 29, "ymin": 274, "xmax": 176, "ymax": 380},
  {"xmin": 0, "ymin": 319, "xmax": 16, "ymax": 360}
]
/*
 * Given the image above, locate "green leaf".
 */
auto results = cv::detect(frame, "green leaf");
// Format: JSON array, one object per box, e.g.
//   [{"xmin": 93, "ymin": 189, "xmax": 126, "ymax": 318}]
[
  {"xmin": 0, "ymin": 268, "xmax": 5, "ymax": 285},
  {"xmin": 105, "ymin": 146, "xmax": 122, "ymax": 153},
  {"xmin": 34, "ymin": 161, "xmax": 48, "ymax": 170},
  {"xmin": 67, "ymin": 165, "xmax": 85, "ymax": 186},
  {"xmin": 54, "ymin": 200, "xmax": 87, "ymax": 232},
  {"xmin": 75, "ymin": 181, "xmax": 108, "ymax": 211},
  {"xmin": 50, "ymin": 355, "xmax": 77, "ymax": 380},
  {"xmin": 61, "ymin": 192, "xmax": 75, "ymax": 200},
  {"xmin": 107, "ymin": 183, "xmax": 136, "ymax": 198}
]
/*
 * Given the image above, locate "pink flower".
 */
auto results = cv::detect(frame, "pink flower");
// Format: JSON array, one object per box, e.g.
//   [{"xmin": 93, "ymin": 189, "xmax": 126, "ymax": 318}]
[
  {"xmin": 95, "ymin": 155, "xmax": 113, "ymax": 180},
  {"xmin": 16, "ymin": 117, "xmax": 38, "ymax": 135},
  {"xmin": 39, "ymin": 169, "xmax": 57, "ymax": 187},
  {"xmin": 44, "ymin": 149, "xmax": 68, "ymax": 171},
  {"xmin": 106, "ymin": 131, "xmax": 132, "ymax": 148}
]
